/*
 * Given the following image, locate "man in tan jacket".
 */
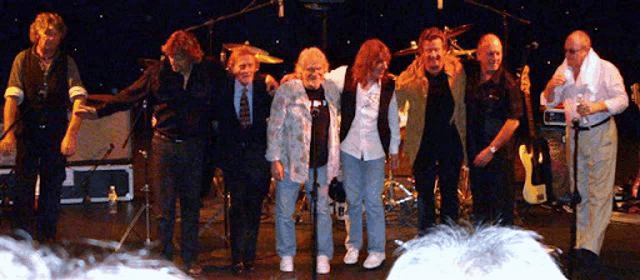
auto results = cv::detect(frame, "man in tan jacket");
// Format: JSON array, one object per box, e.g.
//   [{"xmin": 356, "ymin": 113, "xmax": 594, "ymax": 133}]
[{"xmin": 396, "ymin": 27, "xmax": 466, "ymax": 235}]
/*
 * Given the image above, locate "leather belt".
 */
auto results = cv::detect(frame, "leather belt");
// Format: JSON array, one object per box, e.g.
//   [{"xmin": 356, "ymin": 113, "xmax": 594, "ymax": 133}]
[{"xmin": 575, "ymin": 117, "xmax": 610, "ymax": 131}]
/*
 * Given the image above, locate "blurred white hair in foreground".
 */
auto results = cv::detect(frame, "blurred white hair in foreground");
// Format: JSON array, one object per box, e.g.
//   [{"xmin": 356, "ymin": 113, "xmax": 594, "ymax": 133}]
[
  {"xmin": 0, "ymin": 231, "xmax": 192, "ymax": 280},
  {"xmin": 387, "ymin": 224, "xmax": 566, "ymax": 280}
]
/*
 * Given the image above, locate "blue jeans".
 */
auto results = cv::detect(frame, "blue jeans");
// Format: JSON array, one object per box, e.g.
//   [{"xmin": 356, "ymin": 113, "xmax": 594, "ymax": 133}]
[
  {"xmin": 275, "ymin": 165, "xmax": 333, "ymax": 258},
  {"xmin": 341, "ymin": 152, "xmax": 386, "ymax": 253}
]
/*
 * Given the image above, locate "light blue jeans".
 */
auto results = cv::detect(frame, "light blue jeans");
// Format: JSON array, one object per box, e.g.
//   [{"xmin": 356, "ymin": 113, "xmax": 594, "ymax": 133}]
[
  {"xmin": 275, "ymin": 165, "xmax": 333, "ymax": 258},
  {"xmin": 342, "ymin": 152, "xmax": 386, "ymax": 253}
]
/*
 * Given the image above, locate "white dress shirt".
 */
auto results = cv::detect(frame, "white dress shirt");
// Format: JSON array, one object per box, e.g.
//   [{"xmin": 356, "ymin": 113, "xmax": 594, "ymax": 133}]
[
  {"xmin": 540, "ymin": 49, "xmax": 628, "ymax": 127},
  {"xmin": 325, "ymin": 66, "xmax": 401, "ymax": 161}
]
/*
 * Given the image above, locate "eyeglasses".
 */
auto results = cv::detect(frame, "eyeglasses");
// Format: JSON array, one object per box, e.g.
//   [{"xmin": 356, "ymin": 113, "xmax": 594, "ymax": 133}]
[{"xmin": 564, "ymin": 48, "xmax": 584, "ymax": 55}]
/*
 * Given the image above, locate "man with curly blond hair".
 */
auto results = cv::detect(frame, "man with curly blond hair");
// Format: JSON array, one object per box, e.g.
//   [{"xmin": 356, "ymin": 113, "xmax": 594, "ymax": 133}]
[{"xmin": 1, "ymin": 12, "xmax": 87, "ymax": 243}]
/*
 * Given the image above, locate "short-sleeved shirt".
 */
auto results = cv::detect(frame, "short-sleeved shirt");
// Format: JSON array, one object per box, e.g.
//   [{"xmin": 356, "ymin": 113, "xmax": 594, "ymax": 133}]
[{"xmin": 466, "ymin": 64, "xmax": 523, "ymax": 160}]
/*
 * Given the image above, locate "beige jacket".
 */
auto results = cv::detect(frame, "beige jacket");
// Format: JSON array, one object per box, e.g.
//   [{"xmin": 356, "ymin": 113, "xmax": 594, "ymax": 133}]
[{"xmin": 395, "ymin": 55, "xmax": 467, "ymax": 166}]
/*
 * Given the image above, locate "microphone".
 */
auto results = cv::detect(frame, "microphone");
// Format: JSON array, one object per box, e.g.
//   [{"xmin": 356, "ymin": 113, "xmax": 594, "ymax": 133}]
[
  {"xmin": 571, "ymin": 118, "xmax": 581, "ymax": 129},
  {"xmin": 278, "ymin": 0, "xmax": 284, "ymax": 18},
  {"xmin": 310, "ymin": 100, "xmax": 325, "ymax": 116},
  {"xmin": 526, "ymin": 41, "xmax": 539, "ymax": 49}
]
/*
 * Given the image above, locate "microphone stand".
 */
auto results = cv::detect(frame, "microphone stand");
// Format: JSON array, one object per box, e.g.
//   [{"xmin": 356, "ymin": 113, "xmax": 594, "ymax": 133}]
[
  {"xmin": 185, "ymin": 0, "xmax": 278, "ymax": 32},
  {"xmin": 78, "ymin": 143, "xmax": 116, "ymax": 207},
  {"xmin": 0, "ymin": 105, "xmax": 35, "ymax": 215},
  {"xmin": 310, "ymin": 108, "xmax": 319, "ymax": 280},
  {"xmin": 568, "ymin": 119, "xmax": 582, "ymax": 278},
  {"xmin": 464, "ymin": 0, "xmax": 530, "ymax": 63},
  {"xmin": 184, "ymin": 0, "xmax": 280, "ymax": 58},
  {"xmin": 116, "ymin": 98, "xmax": 153, "ymax": 251}
]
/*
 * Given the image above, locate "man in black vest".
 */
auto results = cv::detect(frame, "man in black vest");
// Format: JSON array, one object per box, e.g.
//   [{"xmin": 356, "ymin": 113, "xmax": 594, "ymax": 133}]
[
  {"xmin": 214, "ymin": 47, "xmax": 274, "ymax": 275},
  {"xmin": 1, "ymin": 12, "xmax": 87, "ymax": 243},
  {"xmin": 325, "ymin": 39, "xmax": 400, "ymax": 269}
]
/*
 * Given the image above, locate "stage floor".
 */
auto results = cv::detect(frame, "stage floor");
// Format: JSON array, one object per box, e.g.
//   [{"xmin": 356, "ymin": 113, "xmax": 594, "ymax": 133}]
[{"xmin": 1, "ymin": 194, "xmax": 639, "ymax": 280}]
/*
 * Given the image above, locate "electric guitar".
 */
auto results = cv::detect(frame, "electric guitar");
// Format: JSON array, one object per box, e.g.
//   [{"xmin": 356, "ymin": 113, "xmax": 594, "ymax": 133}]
[{"xmin": 518, "ymin": 65, "xmax": 552, "ymax": 204}]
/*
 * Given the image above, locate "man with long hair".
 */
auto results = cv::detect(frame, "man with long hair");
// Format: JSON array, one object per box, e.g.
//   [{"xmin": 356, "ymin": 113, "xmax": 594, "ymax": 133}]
[
  {"xmin": 324, "ymin": 38, "xmax": 400, "ymax": 269},
  {"xmin": 75, "ymin": 30, "xmax": 221, "ymax": 276},
  {"xmin": 0, "ymin": 12, "xmax": 87, "ymax": 243},
  {"xmin": 396, "ymin": 27, "xmax": 466, "ymax": 235},
  {"xmin": 267, "ymin": 47, "xmax": 340, "ymax": 274}
]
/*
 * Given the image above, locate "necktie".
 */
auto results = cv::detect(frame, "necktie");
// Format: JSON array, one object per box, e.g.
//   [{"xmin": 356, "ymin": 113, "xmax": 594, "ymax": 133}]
[{"xmin": 239, "ymin": 86, "xmax": 251, "ymax": 127}]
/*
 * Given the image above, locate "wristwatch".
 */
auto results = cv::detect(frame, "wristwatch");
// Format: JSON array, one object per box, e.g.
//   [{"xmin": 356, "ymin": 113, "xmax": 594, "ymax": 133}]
[{"xmin": 489, "ymin": 146, "xmax": 497, "ymax": 154}]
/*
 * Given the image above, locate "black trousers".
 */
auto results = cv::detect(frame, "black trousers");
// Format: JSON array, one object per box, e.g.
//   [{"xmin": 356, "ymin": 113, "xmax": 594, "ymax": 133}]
[
  {"xmin": 413, "ymin": 132, "xmax": 463, "ymax": 232},
  {"xmin": 222, "ymin": 143, "xmax": 270, "ymax": 265},
  {"xmin": 150, "ymin": 135, "xmax": 204, "ymax": 265},
  {"xmin": 469, "ymin": 153, "xmax": 515, "ymax": 226},
  {"xmin": 13, "ymin": 127, "xmax": 66, "ymax": 242}
]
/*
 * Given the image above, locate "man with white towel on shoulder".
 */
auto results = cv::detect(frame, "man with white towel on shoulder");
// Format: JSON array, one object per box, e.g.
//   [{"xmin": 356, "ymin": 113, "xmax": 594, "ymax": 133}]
[{"xmin": 541, "ymin": 30, "xmax": 627, "ymax": 276}]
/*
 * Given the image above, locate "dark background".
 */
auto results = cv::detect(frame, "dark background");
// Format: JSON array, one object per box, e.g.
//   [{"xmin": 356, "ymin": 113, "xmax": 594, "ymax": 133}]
[{"xmin": 1, "ymin": 0, "xmax": 639, "ymax": 126}]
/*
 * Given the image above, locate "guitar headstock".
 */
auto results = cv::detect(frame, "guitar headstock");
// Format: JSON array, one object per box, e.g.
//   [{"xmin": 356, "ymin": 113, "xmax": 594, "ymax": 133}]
[{"xmin": 520, "ymin": 65, "xmax": 531, "ymax": 96}]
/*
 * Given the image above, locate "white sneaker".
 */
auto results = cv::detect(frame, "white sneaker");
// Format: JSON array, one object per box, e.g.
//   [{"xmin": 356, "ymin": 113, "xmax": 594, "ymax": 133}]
[
  {"xmin": 280, "ymin": 256, "xmax": 294, "ymax": 272},
  {"xmin": 317, "ymin": 255, "xmax": 330, "ymax": 274},
  {"xmin": 343, "ymin": 248, "xmax": 359, "ymax": 264},
  {"xmin": 363, "ymin": 252, "xmax": 385, "ymax": 269}
]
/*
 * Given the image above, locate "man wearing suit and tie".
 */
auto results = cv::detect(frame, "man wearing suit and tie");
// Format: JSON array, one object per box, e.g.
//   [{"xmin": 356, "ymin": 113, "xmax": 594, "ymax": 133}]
[{"xmin": 215, "ymin": 47, "xmax": 275, "ymax": 275}]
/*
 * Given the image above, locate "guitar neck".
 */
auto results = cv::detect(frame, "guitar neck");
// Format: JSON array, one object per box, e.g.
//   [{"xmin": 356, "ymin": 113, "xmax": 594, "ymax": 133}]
[
  {"xmin": 520, "ymin": 65, "xmax": 536, "ymax": 139},
  {"xmin": 524, "ymin": 91, "xmax": 537, "ymax": 139}
]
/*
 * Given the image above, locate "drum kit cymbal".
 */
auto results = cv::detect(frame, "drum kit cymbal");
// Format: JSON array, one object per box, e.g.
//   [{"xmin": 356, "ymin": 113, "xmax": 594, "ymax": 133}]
[
  {"xmin": 394, "ymin": 24, "xmax": 476, "ymax": 58},
  {"xmin": 139, "ymin": 41, "xmax": 283, "ymax": 67},
  {"xmin": 222, "ymin": 41, "xmax": 283, "ymax": 64}
]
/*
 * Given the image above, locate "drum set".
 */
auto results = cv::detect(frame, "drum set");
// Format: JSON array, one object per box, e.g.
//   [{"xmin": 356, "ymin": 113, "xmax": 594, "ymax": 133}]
[{"xmin": 394, "ymin": 24, "xmax": 476, "ymax": 59}]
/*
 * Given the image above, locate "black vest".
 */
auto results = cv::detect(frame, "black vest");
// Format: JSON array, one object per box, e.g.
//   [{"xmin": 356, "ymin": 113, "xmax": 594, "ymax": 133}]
[
  {"xmin": 340, "ymin": 66, "xmax": 395, "ymax": 155},
  {"xmin": 19, "ymin": 48, "xmax": 70, "ymax": 137}
]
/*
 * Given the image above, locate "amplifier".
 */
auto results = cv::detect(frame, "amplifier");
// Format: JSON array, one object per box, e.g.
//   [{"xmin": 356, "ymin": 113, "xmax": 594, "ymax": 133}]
[{"xmin": 543, "ymin": 109, "xmax": 566, "ymax": 126}]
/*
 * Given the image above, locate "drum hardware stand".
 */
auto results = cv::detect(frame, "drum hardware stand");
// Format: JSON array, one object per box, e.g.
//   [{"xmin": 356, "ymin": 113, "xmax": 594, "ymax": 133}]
[
  {"xmin": 198, "ymin": 170, "xmax": 230, "ymax": 246},
  {"xmin": 115, "ymin": 99, "xmax": 153, "ymax": 251}
]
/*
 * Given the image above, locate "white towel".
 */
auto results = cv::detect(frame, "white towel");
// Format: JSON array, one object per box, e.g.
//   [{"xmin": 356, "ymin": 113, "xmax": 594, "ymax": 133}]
[{"xmin": 554, "ymin": 48, "xmax": 601, "ymax": 100}]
